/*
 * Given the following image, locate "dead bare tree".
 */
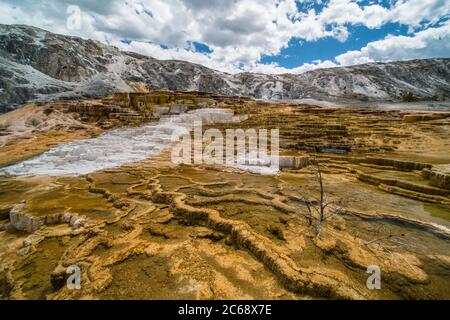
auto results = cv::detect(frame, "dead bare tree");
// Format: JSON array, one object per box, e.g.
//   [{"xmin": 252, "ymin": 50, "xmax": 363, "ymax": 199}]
[
  {"xmin": 298, "ymin": 161, "xmax": 344, "ymax": 237},
  {"xmin": 360, "ymin": 226, "xmax": 422, "ymax": 271}
]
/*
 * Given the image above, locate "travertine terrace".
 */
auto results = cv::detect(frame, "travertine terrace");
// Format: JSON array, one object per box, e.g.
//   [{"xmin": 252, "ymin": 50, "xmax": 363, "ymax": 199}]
[{"xmin": 0, "ymin": 91, "xmax": 449, "ymax": 300}]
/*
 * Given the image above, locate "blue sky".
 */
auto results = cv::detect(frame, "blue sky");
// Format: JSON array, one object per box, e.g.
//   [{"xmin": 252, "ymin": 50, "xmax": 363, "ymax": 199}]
[
  {"xmin": 0, "ymin": 0, "xmax": 449, "ymax": 73},
  {"xmin": 260, "ymin": 0, "xmax": 449, "ymax": 69},
  {"xmin": 261, "ymin": 23, "xmax": 411, "ymax": 68}
]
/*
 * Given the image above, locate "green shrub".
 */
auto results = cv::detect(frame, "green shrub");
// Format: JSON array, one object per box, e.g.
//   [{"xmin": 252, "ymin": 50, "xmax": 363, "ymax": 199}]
[{"xmin": 401, "ymin": 91, "xmax": 419, "ymax": 102}]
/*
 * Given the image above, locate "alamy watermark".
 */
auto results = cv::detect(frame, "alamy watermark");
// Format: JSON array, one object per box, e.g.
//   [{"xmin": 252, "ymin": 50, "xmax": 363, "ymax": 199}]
[
  {"xmin": 170, "ymin": 121, "xmax": 279, "ymax": 170},
  {"xmin": 66, "ymin": 5, "xmax": 81, "ymax": 30},
  {"xmin": 66, "ymin": 265, "xmax": 81, "ymax": 290},
  {"xmin": 366, "ymin": 265, "xmax": 381, "ymax": 290}
]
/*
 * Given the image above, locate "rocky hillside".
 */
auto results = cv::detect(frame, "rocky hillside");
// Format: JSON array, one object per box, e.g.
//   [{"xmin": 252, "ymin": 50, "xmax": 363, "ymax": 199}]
[{"xmin": 1, "ymin": 24, "xmax": 449, "ymax": 111}]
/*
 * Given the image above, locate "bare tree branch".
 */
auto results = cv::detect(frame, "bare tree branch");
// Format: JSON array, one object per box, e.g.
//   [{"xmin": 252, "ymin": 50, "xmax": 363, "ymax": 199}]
[{"xmin": 296, "ymin": 159, "xmax": 344, "ymax": 237}]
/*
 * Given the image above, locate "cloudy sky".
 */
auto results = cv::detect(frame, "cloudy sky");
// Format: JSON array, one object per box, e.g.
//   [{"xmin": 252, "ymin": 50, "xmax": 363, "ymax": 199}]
[{"xmin": 1, "ymin": 0, "xmax": 449, "ymax": 74}]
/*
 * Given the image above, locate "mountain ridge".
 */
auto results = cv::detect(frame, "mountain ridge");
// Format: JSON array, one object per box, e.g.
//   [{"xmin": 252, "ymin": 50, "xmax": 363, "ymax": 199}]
[{"xmin": 1, "ymin": 24, "xmax": 449, "ymax": 112}]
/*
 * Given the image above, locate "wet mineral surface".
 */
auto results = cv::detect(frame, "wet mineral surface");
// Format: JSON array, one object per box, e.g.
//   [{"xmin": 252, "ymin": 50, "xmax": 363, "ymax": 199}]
[{"xmin": 0, "ymin": 93, "xmax": 449, "ymax": 300}]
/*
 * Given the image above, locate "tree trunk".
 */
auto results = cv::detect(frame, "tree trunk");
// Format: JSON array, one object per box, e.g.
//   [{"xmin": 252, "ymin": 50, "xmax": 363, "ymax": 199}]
[{"xmin": 315, "ymin": 221, "xmax": 321, "ymax": 237}]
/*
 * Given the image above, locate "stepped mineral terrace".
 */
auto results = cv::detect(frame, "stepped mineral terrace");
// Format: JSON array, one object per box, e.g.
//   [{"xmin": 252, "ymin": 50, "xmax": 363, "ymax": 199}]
[{"xmin": 0, "ymin": 91, "xmax": 449, "ymax": 300}]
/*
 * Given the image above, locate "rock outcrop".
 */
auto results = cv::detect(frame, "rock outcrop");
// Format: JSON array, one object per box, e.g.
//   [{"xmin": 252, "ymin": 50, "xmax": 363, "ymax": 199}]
[
  {"xmin": 5, "ymin": 203, "xmax": 89, "ymax": 233},
  {"xmin": 427, "ymin": 165, "xmax": 450, "ymax": 190}
]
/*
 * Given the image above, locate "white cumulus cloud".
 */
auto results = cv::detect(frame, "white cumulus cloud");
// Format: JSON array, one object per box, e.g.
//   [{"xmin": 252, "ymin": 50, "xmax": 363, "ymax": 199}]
[{"xmin": 0, "ymin": 0, "xmax": 449, "ymax": 74}]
